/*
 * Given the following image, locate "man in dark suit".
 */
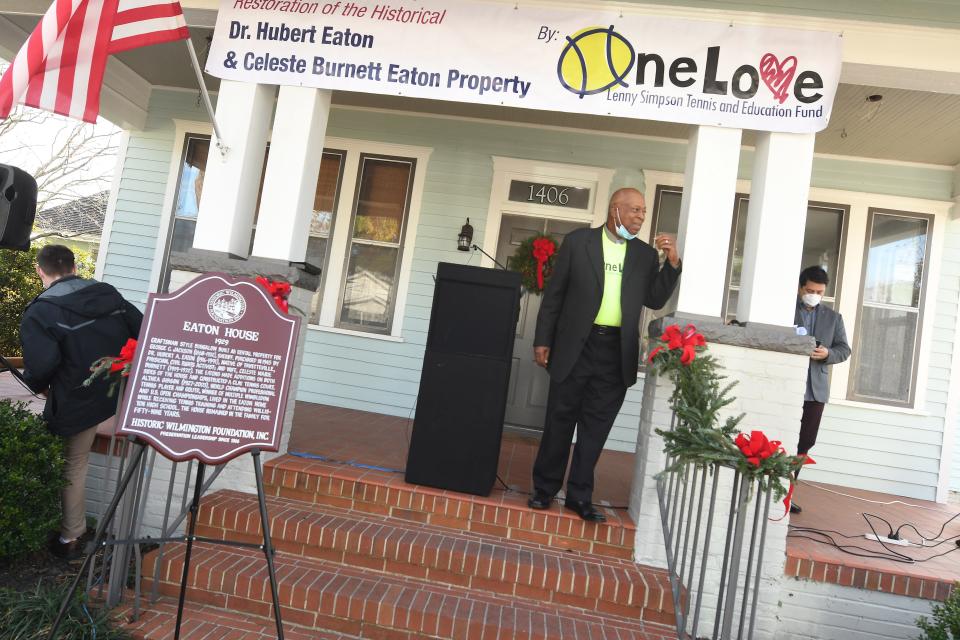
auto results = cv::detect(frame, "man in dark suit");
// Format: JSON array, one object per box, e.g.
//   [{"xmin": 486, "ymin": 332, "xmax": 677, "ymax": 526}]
[
  {"xmin": 791, "ymin": 265, "xmax": 851, "ymax": 513},
  {"xmin": 528, "ymin": 187, "xmax": 681, "ymax": 521}
]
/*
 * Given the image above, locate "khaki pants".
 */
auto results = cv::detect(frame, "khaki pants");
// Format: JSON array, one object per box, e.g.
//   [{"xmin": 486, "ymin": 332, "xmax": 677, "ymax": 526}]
[{"xmin": 61, "ymin": 417, "xmax": 113, "ymax": 540}]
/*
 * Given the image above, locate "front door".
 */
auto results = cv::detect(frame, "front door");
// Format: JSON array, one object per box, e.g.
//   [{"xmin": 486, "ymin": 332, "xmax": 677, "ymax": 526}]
[{"xmin": 497, "ymin": 214, "xmax": 590, "ymax": 430}]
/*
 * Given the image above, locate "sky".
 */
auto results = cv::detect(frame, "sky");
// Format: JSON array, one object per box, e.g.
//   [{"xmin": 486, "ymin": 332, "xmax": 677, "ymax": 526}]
[{"xmin": 0, "ymin": 59, "xmax": 121, "ymax": 212}]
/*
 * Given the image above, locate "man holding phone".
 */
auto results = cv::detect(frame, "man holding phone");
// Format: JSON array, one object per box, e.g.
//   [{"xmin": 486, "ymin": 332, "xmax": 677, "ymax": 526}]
[
  {"xmin": 793, "ymin": 266, "xmax": 851, "ymax": 513},
  {"xmin": 528, "ymin": 187, "xmax": 681, "ymax": 522}
]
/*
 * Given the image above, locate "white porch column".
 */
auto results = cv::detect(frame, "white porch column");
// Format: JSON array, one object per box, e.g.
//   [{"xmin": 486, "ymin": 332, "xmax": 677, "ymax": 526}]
[
  {"xmin": 674, "ymin": 126, "xmax": 743, "ymax": 318},
  {"xmin": 736, "ymin": 132, "xmax": 816, "ymax": 326},
  {"xmin": 251, "ymin": 86, "xmax": 332, "ymax": 262},
  {"xmin": 193, "ymin": 80, "xmax": 276, "ymax": 257}
]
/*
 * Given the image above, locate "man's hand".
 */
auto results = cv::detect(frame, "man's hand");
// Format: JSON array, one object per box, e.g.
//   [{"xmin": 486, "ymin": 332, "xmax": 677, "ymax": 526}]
[
  {"xmin": 810, "ymin": 346, "xmax": 829, "ymax": 361},
  {"xmin": 654, "ymin": 234, "xmax": 680, "ymax": 268},
  {"xmin": 534, "ymin": 346, "xmax": 550, "ymax": 368}
]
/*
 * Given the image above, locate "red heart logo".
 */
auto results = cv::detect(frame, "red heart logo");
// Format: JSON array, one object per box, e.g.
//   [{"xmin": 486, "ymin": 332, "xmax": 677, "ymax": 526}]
[{"xmin": 759, "ymin": 53, "xmax": 798, "ymax": 105}]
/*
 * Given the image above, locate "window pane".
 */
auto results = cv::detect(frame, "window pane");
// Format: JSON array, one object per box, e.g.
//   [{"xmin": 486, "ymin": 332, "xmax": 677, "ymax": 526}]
[
  {"xmin": 314, "ymin": 152, "xmax": 343, "ymax": 218},
  {"xmin": 308, "ymin": 152, "xmax": 345, "ymax": 323},
  {"xmin": 853, "ymin": 306, "xmax": 918, "ymax": 403},
  {"xmin": 725, "ymin": 288, "xmax": 739, "ymax": 322},
  {"xmin": 729, "ymin": 197, "xmax": 750, "ymax": 288},
  {"xmin": 309, "ymin": 152, "xmax": 343, "ymax": 239},
  {"xmin": 306, "ymin": 236, "xmax": 330, "ymax": 269},
  {"xmin": 729, "ymin": 200, "xmax": 844, "ymax": 300},
  {"xmin": 800, "ymin": 206, "xmax": 844, "ymax": 299},
  {"xmin": 170, "ymin": 218, "xmax": 196, "ymax": 253},
  {"xmin": 352, "ymin": 159, "xmax": 411, "ymax": 244},
  {"xmin": 653, "ymin": 189, "xmax": 682, "ymax": 237},
  {"xmin": 340, "ymin": 244, "xmax": 399, "ymax": 331},
  {"xmin": 863, "ymin": 214, "xmax": 928, "ymax": 308},
  {"xmin": 174, "ymin": 137, "xmax": 209, "ymax": 219}
]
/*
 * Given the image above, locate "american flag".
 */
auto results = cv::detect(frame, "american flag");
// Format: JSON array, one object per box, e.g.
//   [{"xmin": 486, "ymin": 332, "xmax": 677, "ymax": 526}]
[{"xmin": 0, "ymin": 0, "xmax": 189, "ymax": 123}]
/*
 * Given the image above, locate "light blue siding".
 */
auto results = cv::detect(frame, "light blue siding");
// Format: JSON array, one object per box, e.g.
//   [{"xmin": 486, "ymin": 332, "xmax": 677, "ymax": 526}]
[{"xmin": 101, "ymin": 88, "xmax": 958, "ymax": 488}]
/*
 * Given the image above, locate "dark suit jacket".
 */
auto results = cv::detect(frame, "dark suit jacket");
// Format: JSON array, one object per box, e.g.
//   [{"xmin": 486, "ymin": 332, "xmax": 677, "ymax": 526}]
[
  {"xmin": 794, "ymin": 300, "xmax": 851, "ymax": 403},
  {"xmin": 534, "ymin": 227, "xmax": 681, "ymax": 387}
]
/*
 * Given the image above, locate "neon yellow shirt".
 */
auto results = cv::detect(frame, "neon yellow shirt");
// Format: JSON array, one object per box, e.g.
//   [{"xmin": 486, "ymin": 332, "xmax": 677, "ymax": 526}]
[{"xmin": 594, "ymin": 230, "xmax": 626, "ymax": 326}]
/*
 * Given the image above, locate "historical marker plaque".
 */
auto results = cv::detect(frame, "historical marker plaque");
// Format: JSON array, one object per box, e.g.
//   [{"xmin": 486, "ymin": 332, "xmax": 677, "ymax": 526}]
[{"xmin": 117, "ymin": 273, "xmax": 301, "ymax": 464}]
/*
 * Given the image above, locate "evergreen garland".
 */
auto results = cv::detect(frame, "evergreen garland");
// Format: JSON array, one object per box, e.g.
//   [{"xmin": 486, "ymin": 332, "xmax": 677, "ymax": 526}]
[{"xmin": 649, "ymin": 324, "xmax": 812, "ymax": 505}]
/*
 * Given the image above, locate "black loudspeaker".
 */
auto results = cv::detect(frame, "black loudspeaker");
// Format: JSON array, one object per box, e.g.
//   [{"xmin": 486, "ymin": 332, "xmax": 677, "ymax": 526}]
[
  {"xmin": 0, "ymin": 164, "xmax": 38, "ymax": 251},
  {"xmin": 405, "ymin": 262, "xmax": 522, "ymax": 496}
]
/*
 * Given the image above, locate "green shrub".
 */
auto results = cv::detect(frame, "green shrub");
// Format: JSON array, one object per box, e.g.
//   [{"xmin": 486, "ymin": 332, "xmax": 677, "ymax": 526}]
[
  {"xmin": 0, "ymin": 582, "xmax": 131, "ymax": 640},
  {"xmin": 0, "ymin": 400, "xmax": 65, "ymax": 560},
  {"xmin": 0, "ymin": 244, "xmax": 94, "ymax": 357},
  {"xmin": 916, "ymin": 583, "xmax": 960, "ymax": 639},
  {"xmin": 0, "ymin": 247, "xmax": 42, "ymax": 357}
]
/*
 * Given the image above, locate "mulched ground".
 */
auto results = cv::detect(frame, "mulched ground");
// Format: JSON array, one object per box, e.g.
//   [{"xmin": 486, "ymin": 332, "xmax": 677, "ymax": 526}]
[{"xmin": 0, "ymin": 547, "xmax": 79, "ymax": 593}]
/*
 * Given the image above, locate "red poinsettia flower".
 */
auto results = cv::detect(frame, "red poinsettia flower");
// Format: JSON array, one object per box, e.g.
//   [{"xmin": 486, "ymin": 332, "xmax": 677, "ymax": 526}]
[
  {"xmin": 109, "ymin": 338, "xmax": 138, "ymax": 374},
  {"xmin": 648, "ymin": 346, "xmax": 664, "ymax": 362}
]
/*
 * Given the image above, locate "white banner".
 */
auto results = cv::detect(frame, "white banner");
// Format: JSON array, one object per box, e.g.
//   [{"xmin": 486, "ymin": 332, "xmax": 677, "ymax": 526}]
[{"xmin": 207, "ymin": 1, "xmax": 843, "ymax": 133}]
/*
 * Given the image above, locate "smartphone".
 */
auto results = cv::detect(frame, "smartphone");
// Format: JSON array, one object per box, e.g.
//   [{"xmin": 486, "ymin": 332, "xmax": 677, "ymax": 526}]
[{"xmin": 815, "ymin": 340, "xmax": 822, "ymax": 348}]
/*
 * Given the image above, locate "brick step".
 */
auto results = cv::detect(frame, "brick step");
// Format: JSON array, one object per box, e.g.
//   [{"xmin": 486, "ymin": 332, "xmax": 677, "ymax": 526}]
[
  {"xmin": 195, "ymin": 489, "xmax": 672, "ymax": 621},
  {"xmin": 143, "ymin": 544, "xmax": 677, "ymax": 640},
  {"xmin": 263, "ymin": 453, "xmax": 635, "ymax": 560},
  {"xmin": 115, "ymin": 595, "xmax": 359, "ymax": 639}
]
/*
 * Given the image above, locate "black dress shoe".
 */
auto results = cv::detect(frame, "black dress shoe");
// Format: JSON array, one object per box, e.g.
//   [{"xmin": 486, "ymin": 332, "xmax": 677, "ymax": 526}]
[
  {"xmin": 49, "ymin": 535, "xmax": 87, "ymax": 560},
  {"xmin": 564, "ymin": 499, "xmax": 606, "ymax": 522},
  {"xmin": 790, "ymin": 502, "xmax": 802, "ymax": 514},
  {"xmin": 528, "ymin": 491, "xmax": 553, "ymax": 510}
]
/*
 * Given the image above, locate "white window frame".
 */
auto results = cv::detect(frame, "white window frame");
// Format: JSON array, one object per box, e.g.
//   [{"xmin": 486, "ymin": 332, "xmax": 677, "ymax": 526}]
[{"xmin": 152, "ymin": 121, "xmax": 432, "ymax": 341}]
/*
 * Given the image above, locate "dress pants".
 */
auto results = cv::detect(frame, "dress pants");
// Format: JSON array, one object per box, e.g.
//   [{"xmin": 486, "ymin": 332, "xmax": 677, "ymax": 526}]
[
  {"xmin": 61, "ymin": 417, "xmax": 114, "ymax": 540},
  {"xmin": 532, "ymin": 331, "xmax": 628, "ymax": 503},
  {"xmin": 797, "ymin": 400, "xmax": 826, "ymax": 456}
]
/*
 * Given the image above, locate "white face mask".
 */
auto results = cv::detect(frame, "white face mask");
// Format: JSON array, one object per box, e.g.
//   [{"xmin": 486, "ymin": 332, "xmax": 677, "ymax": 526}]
[
  {"xmin": 801, "ymin": 293, "xmax": 822, "ymax": 307},
  {"xmin": 614, "ymin": 207, "xmax": 638, "ymax": 241}
]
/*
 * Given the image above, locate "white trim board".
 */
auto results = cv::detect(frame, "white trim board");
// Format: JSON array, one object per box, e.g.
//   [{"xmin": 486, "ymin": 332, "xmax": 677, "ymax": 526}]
[
  {"xmin": 95, "ymin": 131, "xmax": 130, "ymax": 282},
  {"xmin": 479, "ymin": 156, "xmax": 614, "ymax": 267}
]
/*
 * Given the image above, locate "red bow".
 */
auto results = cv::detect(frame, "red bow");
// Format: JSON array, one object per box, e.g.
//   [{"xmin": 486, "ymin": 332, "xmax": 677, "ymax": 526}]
[
  {"xmin": 734, "ymin": 430, "xmax": 783, "ymax": 467},
  {"xmin": 659, "ymin": 323, "xmax": 706, "ymax": 365},
  {"xmin": 110, "ymin": 338, "xmax": 138, "ymax": 375},
  {"xmin": 531, "ymin": 237, "xmax": 556, "ymax": 290},
  {"xmin": 256, "ymin": 276, "xmax": 292, "ymax": 313}
]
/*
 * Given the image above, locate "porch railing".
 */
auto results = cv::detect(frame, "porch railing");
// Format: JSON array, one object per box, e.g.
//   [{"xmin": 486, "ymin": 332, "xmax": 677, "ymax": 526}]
[
  {"xmin": 657, "ymin": 415, "xmax": 773, "ymax": 640},
  {"xmin": 88, "ymin": 432, "xmax": 224, "ymax": 615}
]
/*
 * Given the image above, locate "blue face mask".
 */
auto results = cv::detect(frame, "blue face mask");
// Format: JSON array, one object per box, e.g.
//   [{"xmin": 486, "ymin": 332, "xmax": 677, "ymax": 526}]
[{"xmin": 615, "ymin": 208, "xmax": 638, "ymax": 241}]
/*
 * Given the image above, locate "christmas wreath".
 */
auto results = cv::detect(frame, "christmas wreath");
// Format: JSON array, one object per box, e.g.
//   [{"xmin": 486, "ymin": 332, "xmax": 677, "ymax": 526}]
[
  {"xmin": 512, "ymin": 234, "xmax": 557, "ymax": 294},
  {"xmin": 648, "ymin": 324, "xmax": 813, "ymax": 517}
]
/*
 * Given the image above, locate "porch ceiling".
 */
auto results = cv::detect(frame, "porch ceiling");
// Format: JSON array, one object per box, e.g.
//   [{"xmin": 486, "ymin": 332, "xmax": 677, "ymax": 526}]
[{"xmin": 3, "ymin": 13, "xmax": 960, "ymax": 166}]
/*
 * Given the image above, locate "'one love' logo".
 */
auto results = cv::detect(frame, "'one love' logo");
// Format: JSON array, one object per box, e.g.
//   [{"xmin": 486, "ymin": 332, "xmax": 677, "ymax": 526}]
[{"xmin": 760, "ymin": 53, "xmax": 797, "ymax": 104}]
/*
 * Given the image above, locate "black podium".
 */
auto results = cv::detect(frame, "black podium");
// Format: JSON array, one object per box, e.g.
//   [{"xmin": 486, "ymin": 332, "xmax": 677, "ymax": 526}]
[{"xmin": 405, "ymin": 263, "xmax": 522, "ymax": 496}]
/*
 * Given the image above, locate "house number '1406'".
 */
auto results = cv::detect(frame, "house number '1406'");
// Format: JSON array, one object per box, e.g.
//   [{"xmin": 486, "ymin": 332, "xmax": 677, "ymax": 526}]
[{"xmin": 528, "ymin": 185, "xmax": 570, "ymax": 205}]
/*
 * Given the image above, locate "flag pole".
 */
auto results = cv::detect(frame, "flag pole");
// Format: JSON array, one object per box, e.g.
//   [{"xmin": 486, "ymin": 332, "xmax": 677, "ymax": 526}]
[{"xmin": 184, "ymin": 38, "xmax": 228, "ymax": 156}]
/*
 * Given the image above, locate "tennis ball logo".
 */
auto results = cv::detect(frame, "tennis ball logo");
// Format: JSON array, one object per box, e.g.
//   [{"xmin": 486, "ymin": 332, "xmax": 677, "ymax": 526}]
[{"xmin": 557, "ymin": 26, "xmax": 636, "ymax": 98}]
